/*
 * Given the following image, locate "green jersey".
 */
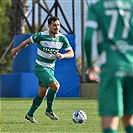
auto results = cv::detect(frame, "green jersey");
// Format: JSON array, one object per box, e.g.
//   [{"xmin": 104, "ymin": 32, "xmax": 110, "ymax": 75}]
[
  {"xmin": 30, "ymin": 30, "xmax": 72, "ymax": 68},
  {"xmin": 84, "ymin": 0, "xmax": 133, "ymax": 72}
]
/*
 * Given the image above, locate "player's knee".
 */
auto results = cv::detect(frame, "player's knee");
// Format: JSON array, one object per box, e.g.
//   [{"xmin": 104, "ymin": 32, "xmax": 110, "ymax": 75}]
[
  {"xmin": 123, "ymin": 115, "xmax": 133, "ymax": 126},
  {"xmin": 48, "ymin": 81, "xmax": 60, "ymax": 92},
  {"xmin": 38, "ymin": 86, "xmax": 48, "ymax": 98},
  {"xmin": 53, "ymin": 82, "xmax": 60, "ymax": 92},
  {"xmin": 54, "ymin": 83, "xmax": 60, "ymax": 92}
]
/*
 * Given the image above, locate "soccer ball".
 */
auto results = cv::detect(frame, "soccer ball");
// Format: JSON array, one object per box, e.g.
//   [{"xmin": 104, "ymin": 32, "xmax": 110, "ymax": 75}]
[{"xmin": 72, "ymin": 110, "xmax": 87, "ymax": 124}]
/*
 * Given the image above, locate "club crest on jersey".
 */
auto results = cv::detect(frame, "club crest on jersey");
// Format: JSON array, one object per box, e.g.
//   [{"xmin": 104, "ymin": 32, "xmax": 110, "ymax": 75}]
[{"xmin": 44, "ymin": 42, "xmax": 49, "ymax": 45}]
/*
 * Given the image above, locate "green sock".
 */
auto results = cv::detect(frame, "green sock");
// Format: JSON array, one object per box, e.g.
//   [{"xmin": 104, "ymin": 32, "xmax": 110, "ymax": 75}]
[
  {"xmin": 125, "ymin": 126, "xmax": 133, "ymax": 133},
  {"xmin": 103, "ymin": 128, "xmax": 117, "ymax": 133},
  {"xmin": 46, "ymin": 88, "xmax": 57, "ymax": 112},
  {"xmin": 27, "ymin": 94, "xmax": 43, "ymax": 116}
]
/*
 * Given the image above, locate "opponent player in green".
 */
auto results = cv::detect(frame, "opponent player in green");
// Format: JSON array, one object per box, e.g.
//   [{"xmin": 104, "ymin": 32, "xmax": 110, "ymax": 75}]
[
  {"xmin": 84, "ymin": 0, "xmax": 133, "ymax": 133},
  {"xmin": 11, "ymin": 16, "xmax": 74, "ymax": 123}
]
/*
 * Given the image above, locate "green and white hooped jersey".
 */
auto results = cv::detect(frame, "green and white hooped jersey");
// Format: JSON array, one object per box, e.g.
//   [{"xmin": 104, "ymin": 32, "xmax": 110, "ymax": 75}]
[
  {"xmin": 30, "ymin": 30, "xmax": 72, "ymax": 68},
  {"xmin": 85, "ymin": 0, "xmax": 133, "ymax": 71}
]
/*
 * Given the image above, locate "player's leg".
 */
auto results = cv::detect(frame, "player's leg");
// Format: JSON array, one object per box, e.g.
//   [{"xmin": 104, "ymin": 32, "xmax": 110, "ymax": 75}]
[
  {"xmin": 25, "ymin": 86, "xmax": 48, "ymax": 123},
  {"xmin": 102, "ymin": 116, "xmax": 119, "ymax": 133},
  {"xmin": 27, "ymin": 86, "xmax": 48, "ymax": 116},
  {"xmin": 46, "ymin": 81, "xmax": 60, "ymax": 112},
  {"xmin": 98, "ymin": 67, "xmax": 124, "ymax": 133},
  {"xmin": 122, "ymin": 115, "xmax": 133, "ymax": 133},
  {"xmin": 122, "ymin": 76, "xmax": 133, "ymax": 133},
  {"xmin": 25, "ymin": 64, "xmax": 49, "ymax": 123},
  {"xmin": 45, "ymin": 81, "xmax": 60, "ymax": 120}
]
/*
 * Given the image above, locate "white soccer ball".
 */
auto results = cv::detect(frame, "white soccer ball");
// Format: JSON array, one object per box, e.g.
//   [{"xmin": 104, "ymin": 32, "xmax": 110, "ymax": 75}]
[{"xmin": 72, "ymin": 110, "xmax": 87, "ymax": 124}]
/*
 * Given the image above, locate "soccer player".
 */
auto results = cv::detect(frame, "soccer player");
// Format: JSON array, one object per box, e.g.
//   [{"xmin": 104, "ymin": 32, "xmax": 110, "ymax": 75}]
[
  {"xmin": 84, "ymin": 0, "xmax": 133, "ymax": 133},
  {"xmin": 11, "ymin": 16, "xmax": 74, "ymax": 123}
]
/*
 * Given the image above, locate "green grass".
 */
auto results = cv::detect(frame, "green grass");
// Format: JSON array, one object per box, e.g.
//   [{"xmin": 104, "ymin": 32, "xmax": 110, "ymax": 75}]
[{"xmin": 0, "ymin": 98, "xmax": 124, "ymax": 133}]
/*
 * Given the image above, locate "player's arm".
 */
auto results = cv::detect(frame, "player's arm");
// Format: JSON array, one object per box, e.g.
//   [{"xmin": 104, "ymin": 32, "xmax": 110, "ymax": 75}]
[
  {"xmin": 84, "ymin": 28, "xmax": 101, "ymax": 82},
  {"xmin": 84, "ymin": 4, "xmax": 101, "ymax": 82},
  {"xmin": 84, "ymin": 24, "xmax": 101, "ymax": 82},
  {"xmin": 55, "ymin": 47, "xmax": 74, "ymax": 60},
  {"xmin": 84, "ymin": 27, "xmax": 94, "ymax": 68},
  {"xmin": 63, "ymin": 47, "xmax": 74, "ymax": 58},
  {"xmin": 55, "ymin": 36, "xmax": 74, "ymax": 60},
  {"xmin": 11, "ymin": 38, "xmax": 32, "ymax": 58}
]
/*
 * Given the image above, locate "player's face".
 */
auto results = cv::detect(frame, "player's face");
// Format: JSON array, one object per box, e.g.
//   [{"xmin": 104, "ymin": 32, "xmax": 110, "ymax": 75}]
[{"xmin": 48, "ymin": 20, "xmax": 60, "ymax": 35}]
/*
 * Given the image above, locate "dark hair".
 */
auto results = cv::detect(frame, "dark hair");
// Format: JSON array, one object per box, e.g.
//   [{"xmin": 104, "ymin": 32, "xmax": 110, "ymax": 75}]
[{"xmin": 48, "ymin": 16, "xmax": 60, "ymax": 24}]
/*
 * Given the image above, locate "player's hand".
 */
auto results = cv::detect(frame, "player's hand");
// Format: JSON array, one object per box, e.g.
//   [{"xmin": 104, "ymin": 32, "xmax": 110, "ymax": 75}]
[
  {"xmin": 88, "ymin": 66, "xmax": 101, "ymax": 82},
  {"xmin": 11, "ymin": 48, "xmax": 18, "ymax": 58},
  {"xmin": 55, "ymin": 52, "xmax": 64, "ymax": 60}
]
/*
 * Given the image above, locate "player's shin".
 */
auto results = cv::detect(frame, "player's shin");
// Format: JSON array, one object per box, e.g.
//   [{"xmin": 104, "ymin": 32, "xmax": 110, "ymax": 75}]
[
  {"xmin": 46, "ymin": 88, "xmax": 57, "ymax": 112},
  {"xmin": 27, "ymin": 94, "xmax": 43, "ymax": 116}
]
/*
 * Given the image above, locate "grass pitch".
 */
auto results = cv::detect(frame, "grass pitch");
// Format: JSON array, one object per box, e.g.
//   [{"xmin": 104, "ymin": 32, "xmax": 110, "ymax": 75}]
[{"xmin": 0, "ymin": 98, "xmax": 124, "ymax": 133}]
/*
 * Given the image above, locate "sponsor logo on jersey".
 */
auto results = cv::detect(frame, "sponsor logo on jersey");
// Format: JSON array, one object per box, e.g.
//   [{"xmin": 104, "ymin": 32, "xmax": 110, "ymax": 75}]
[
  {"xmin": 43, "ymin": 47, "xmax": 58, "ymax": 54},
  {"xmin": 40, "ymin": 41, "xmax": 63, "ymax": 49},
  {"xmin": 115, "ymin": 71, "xmax": 133, "ymax": 77},
  {"xmin": 111, "ymin": 40, "xmax": 133, "ymax": 54}
]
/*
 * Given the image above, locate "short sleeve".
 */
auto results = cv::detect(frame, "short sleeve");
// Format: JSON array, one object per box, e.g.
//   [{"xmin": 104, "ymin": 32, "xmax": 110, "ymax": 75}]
[
  {"xmin": 62, "ymin": 36, "xmax": 72, "ymax": 51},
  {"xmin": 30, "ymin": 32, "xmax": 41, "ymax": 43}
]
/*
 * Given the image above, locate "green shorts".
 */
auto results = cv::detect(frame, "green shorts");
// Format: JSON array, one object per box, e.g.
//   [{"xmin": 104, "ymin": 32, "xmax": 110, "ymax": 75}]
[
  {"xmin": 34, "ymin": 63, "xmax": 56, "ymax": 88},
  {"xmin": 98, "ymin": 66, "xmax": 133, "ymax": 116}
]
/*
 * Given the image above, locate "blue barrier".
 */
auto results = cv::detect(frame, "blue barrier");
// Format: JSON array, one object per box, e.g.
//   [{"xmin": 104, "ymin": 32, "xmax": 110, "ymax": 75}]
[
  {"xmin": 0, "ymin": 73, "xmax": 38, "ymax": 97},
  {"xmin": 0, "ymin": 34, "xmax": 80, "ymax": 97}
]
